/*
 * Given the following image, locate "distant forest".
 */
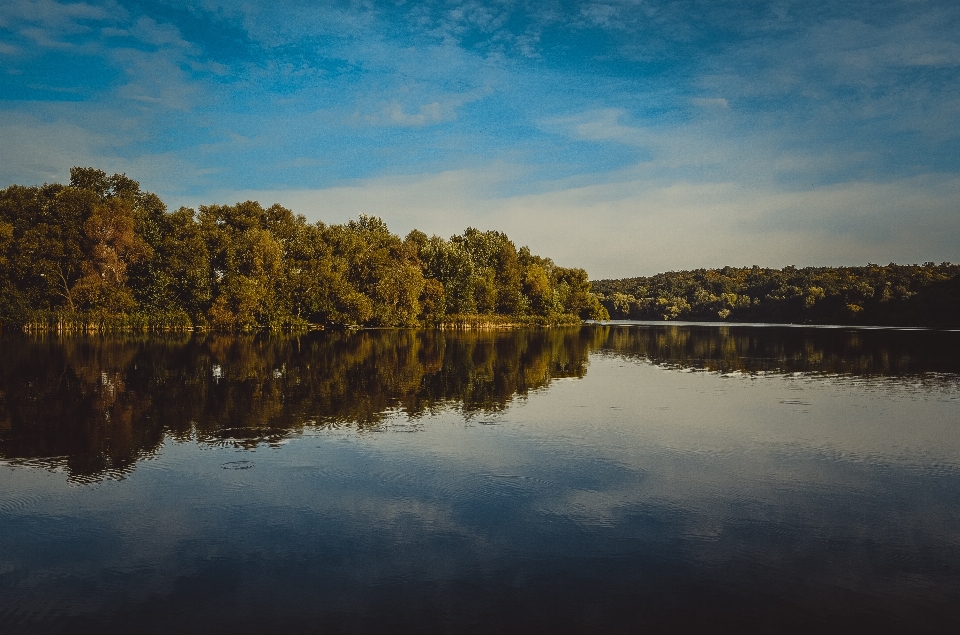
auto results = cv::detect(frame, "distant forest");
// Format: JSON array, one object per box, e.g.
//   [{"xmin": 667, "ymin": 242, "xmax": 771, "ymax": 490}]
[
  {"xmin": 0, "ymin": 168, "xmax": 608, "ymax": 331},
  {"xmin": 594, "ymin": 263, "xmax": 960, "ymax": 327}
]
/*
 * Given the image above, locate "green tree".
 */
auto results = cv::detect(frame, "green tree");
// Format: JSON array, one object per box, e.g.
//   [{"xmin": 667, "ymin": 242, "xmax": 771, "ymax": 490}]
[
  {"xmin": 158, "ymin": 208, "xmax": 211, "ymax": 323},
  {"xmin": 71, "ymin": 197, "xmax": 149, "ymax": 315},
  {"xmin": 421, "ymin": 236, "xmax": 476, "ymax": 315},
  {"xmin": 0, "ymin": 167, "xmax": 614, "ymax": 330}
]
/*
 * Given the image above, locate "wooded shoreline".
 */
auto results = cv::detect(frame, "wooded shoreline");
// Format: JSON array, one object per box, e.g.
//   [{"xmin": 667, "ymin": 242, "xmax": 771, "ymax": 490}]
[
  {"xmin": 593, "ymin": 263, "xmax": 960, "ymax": 329},
  {"xmin": 3, "ymin": 167, "xmax": 956, "ymax": 333},
  {"xmin": 0, "ymin": 167, "xmax": 608, "ymax": 333},
  {"xmin": 14, "ymin": 312, "xmax": 585, "ymax": 333}
]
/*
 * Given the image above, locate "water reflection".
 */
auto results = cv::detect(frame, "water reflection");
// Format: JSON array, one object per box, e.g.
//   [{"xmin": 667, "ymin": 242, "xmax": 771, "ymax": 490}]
[
  {"xmin": 599, "ymin": 322, "xmax": 960, "ymax": 376},
  {"xmin": 1, "ymin": 325, "xmax": 958, "ymax": 481},
  {"xmin": 0, "ymin": 329, "xmax": 595, "ymax": 481},
  {"xmin": 2, "ymin": 325, "xmax": 959, "ymax": 633}
]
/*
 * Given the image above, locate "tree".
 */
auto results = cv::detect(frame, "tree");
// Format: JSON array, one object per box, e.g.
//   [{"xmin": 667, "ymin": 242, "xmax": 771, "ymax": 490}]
[
  {"xmin": 421, "ymin": 236, "xmax": 476, "ymax": 315},
  {"xmin": 0, "ymin": 167, "xmax": 615, "ymax": 330},
  {"xmin": 524, "ymin": 263, "xmax": 553, "ymax": 317},
  {"xmin": 159, "ymin": 208, "xmax": 211, "ymax": 323},
  {"xmin": 71, "ymin": 197, "xmax": 149, "ymax": 314}
]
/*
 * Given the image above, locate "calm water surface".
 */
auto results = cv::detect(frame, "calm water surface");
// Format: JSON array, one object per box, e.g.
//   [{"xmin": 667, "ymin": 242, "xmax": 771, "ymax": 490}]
[{"xmin": 1, "ymin": 325, "xmax": 959, "ymax": 633}]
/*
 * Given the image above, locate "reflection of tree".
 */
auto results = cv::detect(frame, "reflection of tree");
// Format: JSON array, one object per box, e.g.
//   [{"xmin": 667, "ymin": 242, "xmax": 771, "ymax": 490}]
[
  {"xmin": 0, "ymin": 335, "xmax": 169, "ymax": 481},
  {"xmin": 0, "ymin": 329, "xmax": 594, "ymax": 481},
  {"xmin": 4, "ymin": 325, "xmax": 956, "ymax": 482},
  {"xmin": 595, "ymin": 324, "xmax": 960, "ymax": 377}
]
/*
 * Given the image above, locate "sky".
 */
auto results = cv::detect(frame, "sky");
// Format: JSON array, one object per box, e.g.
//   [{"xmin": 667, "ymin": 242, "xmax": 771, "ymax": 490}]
[{"xmin": 2, "ymin": 0, "xmax": 959, "ymax": 278}]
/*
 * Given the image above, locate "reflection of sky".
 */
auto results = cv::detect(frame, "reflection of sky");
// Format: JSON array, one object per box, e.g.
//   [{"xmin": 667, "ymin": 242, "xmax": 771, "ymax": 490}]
[
  {"xmin": 2, "ymin": 356, "xmax": 959, "ymax": 631},
  {"xmin": 2, "ymin": 1, "xmax": 960, "ymax": 276}
]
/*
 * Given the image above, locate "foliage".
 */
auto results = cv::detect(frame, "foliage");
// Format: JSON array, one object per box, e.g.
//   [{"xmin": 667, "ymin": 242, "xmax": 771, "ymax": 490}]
[
  {"xmin": 0, "ymin": 168, "xmax": 604, "ymax": 331},
  {"xmin": 593, "ymin": 264, "xmax": 960, "ymax": 327}
]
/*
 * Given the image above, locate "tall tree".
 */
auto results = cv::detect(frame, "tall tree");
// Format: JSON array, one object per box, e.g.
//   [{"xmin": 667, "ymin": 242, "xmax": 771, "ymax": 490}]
[{"xmin": 71, "ymin": 197, "xmax": 149, "ymax": 314}]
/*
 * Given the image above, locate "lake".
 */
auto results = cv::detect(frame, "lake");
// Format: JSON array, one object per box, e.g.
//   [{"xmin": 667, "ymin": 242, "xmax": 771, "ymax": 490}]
[{"xmin": 2, "ymin": 324, "xmax": 959, "ymax": 633}]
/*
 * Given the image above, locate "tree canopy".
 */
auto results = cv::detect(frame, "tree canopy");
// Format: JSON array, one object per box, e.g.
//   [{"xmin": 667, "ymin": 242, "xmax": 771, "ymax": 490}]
[
  {"xmin": 0, "ymin": 168, "xmax": 608, "ymax": 331},
  {"xmin": 593, "ymin": 264, "xmax": 960, "ymax": 328}
]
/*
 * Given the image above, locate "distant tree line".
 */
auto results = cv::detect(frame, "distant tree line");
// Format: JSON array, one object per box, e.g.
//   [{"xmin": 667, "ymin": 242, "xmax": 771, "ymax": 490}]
[
  {"xmin": 0, "ymin": 167, "xmax": 608, "ymax": 331},
  {"xmin": 593, "ymin": 264, "xmax": 960, "ymax": 327}
]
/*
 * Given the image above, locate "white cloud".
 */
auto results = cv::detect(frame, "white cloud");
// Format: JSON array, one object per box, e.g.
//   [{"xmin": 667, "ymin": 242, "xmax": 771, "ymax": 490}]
[
  {"xmin": 0, "ymin": 113, "xmax": 113, "ymax": 184},
  {"xmin": 205, "ymin": 163, "xmax": 960, "ymax": 279},
  {"xmin": 541, "ymin": 109, "xmax": 654, "ymax": 146},
  {"xmin": 355, "ymin": 81, "xmax": 493, "ymax": 128},
  {"xmin": 490, "ymin": 173, "xmax": 960, "ymax": 276},
  {"xmin": 206, "ymin": 164, "xmax": 519, "ymax": 234},
  {"xmin": 361, "ymin": 100, "xmax": 456, "ymax": 127},
  {"xmin": 2, "ymin": 0, "xmax": 958, "ymax": 283},
  {"xmin": 112, "ymin": 48, "xmax": 200, "ymax": 110},
  {"xmin": 129, "ymin": 16, "xmax": 197, "ymax": 52},
  {"xmin": 0, "ymin": 108, "xmax": 214, "ymax": 196},
  {"xmin": 579, "ymin": 2, "xmax": 623, "ymax": 29},
  {"xmin": 19, "ymin": 25, "xmax": 76, "ymax": 48},
  {"xmin": 0, "ymin": 0, "xmax": 119, "ymax": 36}
]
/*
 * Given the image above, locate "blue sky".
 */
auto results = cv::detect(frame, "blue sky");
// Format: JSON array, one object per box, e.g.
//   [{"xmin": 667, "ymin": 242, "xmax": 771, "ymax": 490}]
[{"xmin": 2, "ymin": 0, "xmax": 959, "ymax": 277}]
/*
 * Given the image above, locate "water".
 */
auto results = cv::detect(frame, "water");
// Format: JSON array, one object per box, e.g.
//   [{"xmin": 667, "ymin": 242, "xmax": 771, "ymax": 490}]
[{"xmin": 1, "ymin": 325, "xmax": 959, "ymax": 633}]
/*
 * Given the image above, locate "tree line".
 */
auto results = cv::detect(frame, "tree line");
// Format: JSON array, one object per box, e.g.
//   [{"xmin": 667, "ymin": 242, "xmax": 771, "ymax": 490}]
[
  {"xmin": 0, "ymin": 167, "xmax": 609, "ymax": 331},
  {"xmin": 593, "ymin": 263, "xmax": 960, "ymax": 327}
]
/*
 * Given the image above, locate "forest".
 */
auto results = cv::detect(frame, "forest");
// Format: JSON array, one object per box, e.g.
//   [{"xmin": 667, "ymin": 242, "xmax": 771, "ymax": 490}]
[
  {"xmin": 0, "ymin": 168, "xmax": 608, "ymax": 331},
  {"xmin": 593, "ymin": 263, "xmax": 960, "ymax": 327},
  {"xmin": 3, "ymin": 167, "xmax": 956, "ymax": 332}
]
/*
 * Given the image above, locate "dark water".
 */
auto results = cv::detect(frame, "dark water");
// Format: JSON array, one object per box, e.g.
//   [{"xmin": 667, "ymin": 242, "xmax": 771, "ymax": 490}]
[{"xmin": 1, "ymin": 325, "xmax": 959, "ymax": 633}]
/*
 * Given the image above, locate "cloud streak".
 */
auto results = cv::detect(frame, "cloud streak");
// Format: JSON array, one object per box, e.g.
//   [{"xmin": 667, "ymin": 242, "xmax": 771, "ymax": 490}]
[
  {"xmin": 212, "ymin": 165, "xmax": 960, "ymax": 278},
  {"xmin": 1, "ymin": 0, "xmax": 958, "ymax": 275}
]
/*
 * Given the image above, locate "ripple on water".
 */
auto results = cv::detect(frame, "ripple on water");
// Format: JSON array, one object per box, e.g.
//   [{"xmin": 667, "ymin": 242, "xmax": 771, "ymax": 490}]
[
  {"xmin": 471, "ymin": 473, "xmax": 551, "ymax": 502},
  {"xmin": 221, "ymin": 460, "xmax": 254, "ymax": 470},
  {"xmin": 0, "ymin": 493, "xmax": 46, "ymax": 515}
]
